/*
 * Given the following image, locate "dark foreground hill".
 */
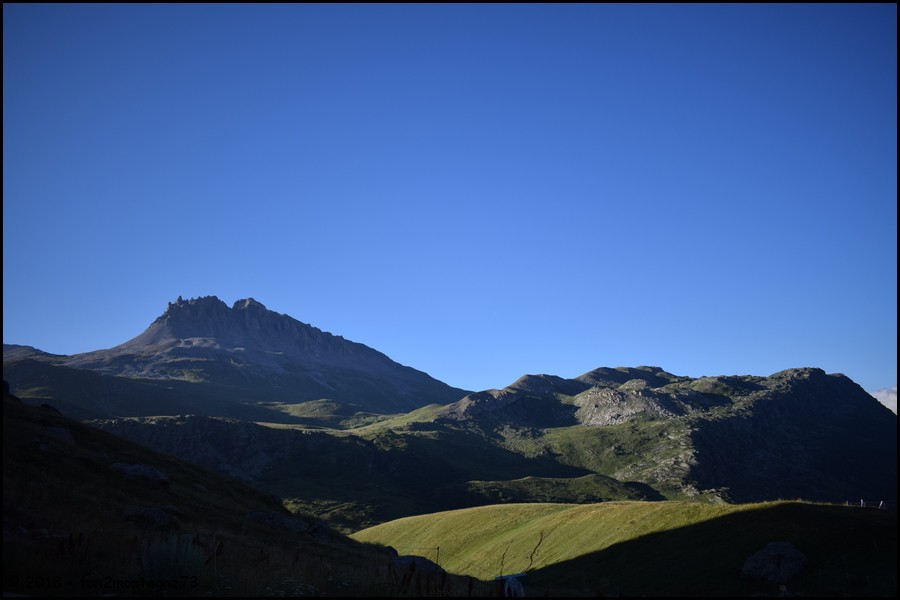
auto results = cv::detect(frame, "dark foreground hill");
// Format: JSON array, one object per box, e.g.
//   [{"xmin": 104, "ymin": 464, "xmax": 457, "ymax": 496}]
[
  {"xmin": 1, "ymin": 384, "xmax": 495, "ymax": 597},
  {"xmin": 3, "ymin": 295, "xmax": 469, "ymax": 421}
]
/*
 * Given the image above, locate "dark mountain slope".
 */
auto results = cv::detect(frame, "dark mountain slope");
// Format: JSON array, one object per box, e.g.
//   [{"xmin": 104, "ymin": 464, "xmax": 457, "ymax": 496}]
[
  {"xmin": 2, "ymin": 383, "xmax": 495, "ymax": 597},
  {"xmin": 687, "ymin": 367, "xmax": 898, "ymax": 503},
  {"xmin": 1, "ymin": 357, "xmax": 313, "ymax": 422}
]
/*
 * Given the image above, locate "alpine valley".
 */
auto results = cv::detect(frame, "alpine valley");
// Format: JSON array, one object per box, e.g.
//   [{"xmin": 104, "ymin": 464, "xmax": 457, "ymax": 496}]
[{"xmin": 3, "ymin": 296, "xmax": 897, "ymax": 597}]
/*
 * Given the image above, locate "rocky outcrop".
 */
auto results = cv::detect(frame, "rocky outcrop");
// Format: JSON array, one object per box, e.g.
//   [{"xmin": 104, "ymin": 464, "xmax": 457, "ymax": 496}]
[
  {"xmin": 441, "ymin": 367, "xmax": 723, "ymax": 428},
  {"xmin": 574, "ymin": 382, "xmax": 688, "ymax": 426},
  {"xmin": 443, "ymin": 389, "xmax": 510, "ymax": 420},
  {"xmin": 442, "ymin": 386, "xmax": 579, "ymax": 428}
]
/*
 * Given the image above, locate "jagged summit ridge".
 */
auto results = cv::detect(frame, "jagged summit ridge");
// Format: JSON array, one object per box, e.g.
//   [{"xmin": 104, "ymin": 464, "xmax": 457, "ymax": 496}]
[
  {"xmin": 137, "ymin": 295, "xmax": 344, "ymax": 355},
  {"xmin": 159, "ymin": 295, "xmax": 269, "ymax": 314},
  {"xmin": 154, "ymin": 296, "xmax": 274, "ymax": 323}
]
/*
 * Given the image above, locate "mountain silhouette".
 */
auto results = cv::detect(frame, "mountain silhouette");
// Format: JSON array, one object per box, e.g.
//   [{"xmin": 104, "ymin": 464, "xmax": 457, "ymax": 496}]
[{"xmin": 4, "ymin": 296, "xmax": 469, "ymax": 417}]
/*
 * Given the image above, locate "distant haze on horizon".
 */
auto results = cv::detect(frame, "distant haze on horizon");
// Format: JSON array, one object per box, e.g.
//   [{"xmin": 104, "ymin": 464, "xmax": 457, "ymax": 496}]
[
  {"xmin": 871, "ymin": 387, "xmax": 898, "ymax": 415},
  {"xmin": 3, "ymin": 4, "xmax": 897, "ymax": 395}
]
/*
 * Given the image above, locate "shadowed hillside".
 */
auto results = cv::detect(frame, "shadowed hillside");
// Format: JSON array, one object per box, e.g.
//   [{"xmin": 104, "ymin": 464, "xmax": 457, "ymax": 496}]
[
  {"xmin": 89, "ymin": 415, "xmax": 654, "ymax": 532},
  {"xmin": 2, "ymin": 384, "xmax": 496, "ymax": 597}
]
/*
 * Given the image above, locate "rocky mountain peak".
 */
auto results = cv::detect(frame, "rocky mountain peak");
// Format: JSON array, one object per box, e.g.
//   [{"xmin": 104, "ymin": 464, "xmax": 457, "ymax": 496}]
[
  {"xmin": 141, "ymin": 295, "xmax": 318, "ymax": 349},
  {"xmin": 167, "ymin": 294, "xmax": 227, "ymax": 310},
  {"xmin": 47, "ymin": 295, "xmax": 471, "ymax": 413},
  {"xmin": 233, "ymin": 298, "xmax": 267, "ymax": 311},
  {"xmin": 157, "ymin": 295, "xmax": 228, "ymax": 322}
]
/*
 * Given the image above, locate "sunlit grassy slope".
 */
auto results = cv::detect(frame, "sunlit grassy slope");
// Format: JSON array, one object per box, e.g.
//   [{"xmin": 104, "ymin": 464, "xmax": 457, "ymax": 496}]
[
  {"xmin": 352, "ymin": 501, "xmax": 757, "ymax": 576},
  {"xmin": 351, "ymin": 500, "xmax": 897, "ymax": 596}
]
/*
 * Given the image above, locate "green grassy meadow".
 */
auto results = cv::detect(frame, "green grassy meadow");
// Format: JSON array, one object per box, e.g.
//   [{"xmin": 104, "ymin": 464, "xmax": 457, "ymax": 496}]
[{"xmin": 352, "ymin": 500, "xmax": 897, "ymax": 596}]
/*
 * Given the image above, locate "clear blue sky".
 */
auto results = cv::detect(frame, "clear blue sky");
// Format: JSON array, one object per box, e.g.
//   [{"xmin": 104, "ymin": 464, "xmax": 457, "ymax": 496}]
[{"xmin": 4, "ymin": 4, "xmax": 897, "ymax": 394}]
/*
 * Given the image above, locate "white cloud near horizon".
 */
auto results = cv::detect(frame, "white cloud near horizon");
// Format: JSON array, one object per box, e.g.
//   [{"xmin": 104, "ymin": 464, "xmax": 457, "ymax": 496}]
[{"xmin": 870, "ymin": 387, "xmax": 897, "ymax": 414}]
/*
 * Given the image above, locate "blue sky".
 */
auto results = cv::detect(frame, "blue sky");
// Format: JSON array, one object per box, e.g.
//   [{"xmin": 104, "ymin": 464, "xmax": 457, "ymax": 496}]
[{"xmin": 3, "ymin": 4, "xmax": 897, "ymax": 394}]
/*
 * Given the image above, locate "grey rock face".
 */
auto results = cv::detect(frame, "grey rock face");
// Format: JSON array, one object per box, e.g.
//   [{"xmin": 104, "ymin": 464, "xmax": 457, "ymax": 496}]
[
  {"xmin": 574, "ymin": 385, "xmax": 686, "ymax": 426},
  {"xmin": 443, "ymin": 389, "xmax": 510, "ymax": 420}
]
